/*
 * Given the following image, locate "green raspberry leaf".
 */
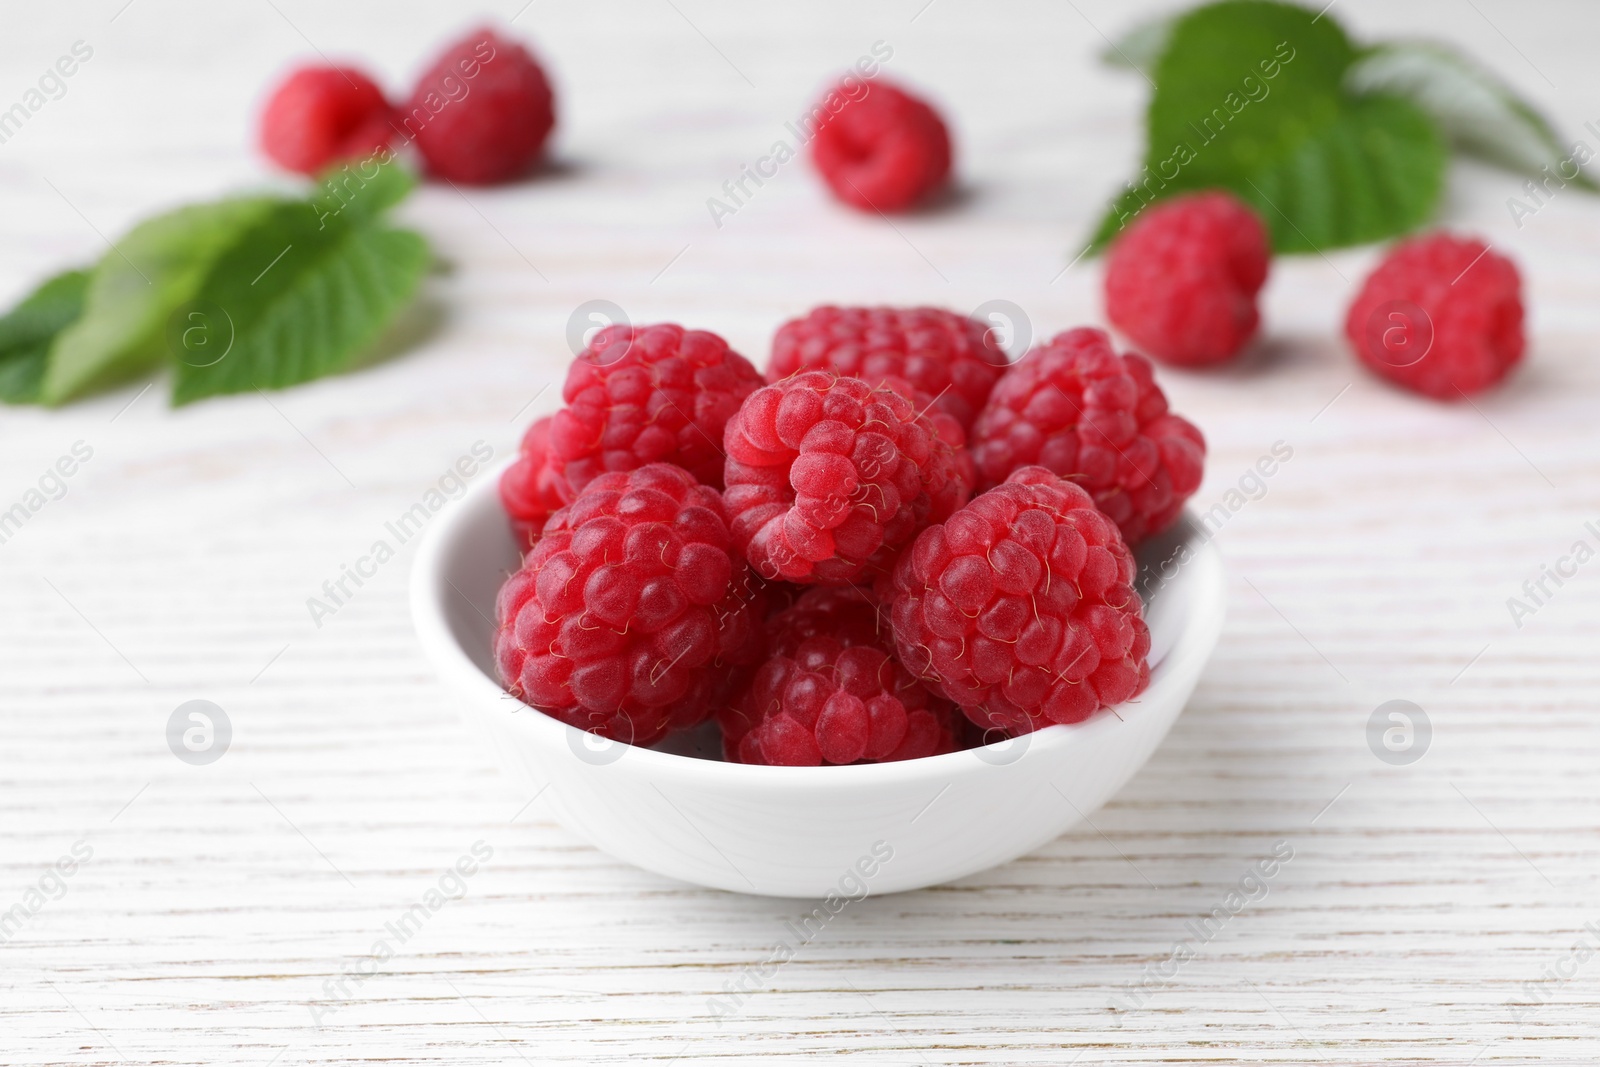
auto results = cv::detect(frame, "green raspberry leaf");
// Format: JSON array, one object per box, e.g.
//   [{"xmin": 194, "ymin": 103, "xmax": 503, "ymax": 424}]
[
  {"xmin": 1088, "ymin": 0, "xmax": 1447, "ymax": 254},
  {"xmin": 170, "ymin": 193, "xmax": 429, "ymax": 406},
  {"xmin": 1237, "ymin": 93, "xmax": 1445, "ymax": 252},
  {"xmin": 0, "ymin": 269, "xmax": 90, "ymax": 404},
  {"xmin": 1347, "ymin": 40, "xmax": 1600, "ymax": 194},
  {"xmin": 310, "ymin": 154, "xmax": 419, "ymax": 223},
  {"xmin": 39, "ymin": 196, "xmax": 278, "ymax": 405},
  {"xmin": 25, "ymin": 158, "xmax": 425, "ymax": 407}
]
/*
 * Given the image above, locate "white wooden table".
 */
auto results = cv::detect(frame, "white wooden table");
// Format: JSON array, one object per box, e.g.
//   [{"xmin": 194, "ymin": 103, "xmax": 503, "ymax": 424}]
[{"xmin": 3, "ymin": 1, "xmax": 1599, "ymax": 1063}]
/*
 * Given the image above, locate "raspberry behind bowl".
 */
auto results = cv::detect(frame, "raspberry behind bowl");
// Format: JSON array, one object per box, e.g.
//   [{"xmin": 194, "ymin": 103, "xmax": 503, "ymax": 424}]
[
  {"xmin": 1103, "ymin": 190, "xmax": 1271, "ymax": 367},
  {"xmin": 1344, "ymin": 232, "xmax": 1525, "ymax": 399},
  {"xmin": 809, "ymin": 78, "xmax": 952, "ymax": 212},
  {"xmin": 412, "ymin": 449, "xmax": 1226, "ymax": 895},
  {"xmin": 259, "ymin": 65, "xmax": 397, "ymax": 175},
  {"xmin": 404, "ymin": 26, "xmax": 556, "ymax": 185}
]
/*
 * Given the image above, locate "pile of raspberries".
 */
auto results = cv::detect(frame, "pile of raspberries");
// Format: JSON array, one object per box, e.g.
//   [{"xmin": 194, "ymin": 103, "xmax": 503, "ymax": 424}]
[{"xmin": 495, "ymin": 309, "xmax": 1206, "ymax": 765}]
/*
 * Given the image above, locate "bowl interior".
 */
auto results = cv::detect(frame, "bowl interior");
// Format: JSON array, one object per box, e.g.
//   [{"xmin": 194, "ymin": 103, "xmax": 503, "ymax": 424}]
[{"xmin": 423, "ymin": 463, "xmax": 1203, "ymax": 764}]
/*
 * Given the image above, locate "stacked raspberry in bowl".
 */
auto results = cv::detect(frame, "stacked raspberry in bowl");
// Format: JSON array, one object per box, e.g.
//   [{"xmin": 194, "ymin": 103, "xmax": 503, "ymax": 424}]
[{"xmin": 495, "ymin": 308, "xmax": 1207, "ymax": 765}]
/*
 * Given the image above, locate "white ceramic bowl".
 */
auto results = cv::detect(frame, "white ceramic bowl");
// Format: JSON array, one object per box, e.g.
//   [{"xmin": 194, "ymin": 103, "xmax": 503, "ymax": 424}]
[{"xmin": 410, "ymin": 462, "xmax": 1225, "ymax": 897}]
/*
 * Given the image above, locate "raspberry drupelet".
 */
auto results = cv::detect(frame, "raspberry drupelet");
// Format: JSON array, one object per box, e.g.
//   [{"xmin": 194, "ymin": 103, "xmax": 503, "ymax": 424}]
[
  {"xmin": 722, "ymin": 371, "xmax": 970, "ymax": 585},
  {"xmin": 810, "ymin": 79, "xmax": 952, "ymax": 212},
  {"xmin": 890, "ymin": 466, "xmax": 1151, "ymax": 736},
  {"xmin": 405, "ymin": 27, "xmax": 556, "ymax": 185},
  {"xmin": 1103, "ymin": 190, "xmax": 1271, "ymax": 367},
  {"xmin": 1344, "ymin": 232, "xmax": 1525, "ymax": 399},
  {"xmin": 259, "ymin": 66, "xmax": 396, "ymax": 175},
  {"xmin": 968, "ymin": 327, "xmax": 1204, "ymax": 547},
  {"xmin": 499, "ymin": 415, "xmax": 570, "ymax": 552},
  {"xmin": 494, "ymin": 464, "xmax": 765, "ymax": 745},
  {"xmin": 768, "ymin": 306, "xmax": 1009, "ymax": 433},
  {"xmin": 722, "ymin": 587, "xmax": 963, "ymax": 766},
  {"xmin": 549, "ymin": 323, "xmax": 764, "ymax": 497}
]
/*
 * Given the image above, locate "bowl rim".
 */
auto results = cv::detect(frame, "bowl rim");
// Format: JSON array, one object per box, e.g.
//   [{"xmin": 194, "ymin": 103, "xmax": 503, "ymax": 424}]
[{"xmin": 409, "ymin": 457, "xmax": 1226, "ymax": 793}]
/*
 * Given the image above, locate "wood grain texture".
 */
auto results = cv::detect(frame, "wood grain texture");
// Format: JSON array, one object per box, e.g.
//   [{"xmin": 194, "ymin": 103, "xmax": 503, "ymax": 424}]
[{"xmin": 2, "ymin": 1, "xmax": 1599, "ymax": 1063}]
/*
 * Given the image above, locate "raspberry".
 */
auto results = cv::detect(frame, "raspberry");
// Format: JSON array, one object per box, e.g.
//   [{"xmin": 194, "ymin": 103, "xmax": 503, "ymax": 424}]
[
  {"xmin": 405, "ymin": 28, "xmax": 555, "ymax": 185},
  {"xmin": 1344, "ymin": 232, "xmax": 1525, "ymax": 399},
  {"xmin": 723, "ymin": 371, "xmax": 970, "ymax": 585},
  {"xmin": 722, "ymin": 587, "xmax": 962, "ymax": 765},
  {"xmin": 1104, "ymin": 191, "xmax": 1270, "ymax": 366},
  {"xmin": 768, "ymin": 306, "xmax": 1009, "ymax": 432},
  {"xmin": 810, "ymin": 79, "xmax": 952, "ymax": 212},
  {"xmin": 500, "ymin": 416, "xmax": 571, "ymax": 552},
  {"xmin": 259, "ymin": 66, "xmax": 396, "ymax": 175},
  {"xmin": 969, "ymin": 328, "xmax": 1204, "ymax": 547},
  {"xmin": 890, "ymin": 466, "xmax": 1151, "ymax": 735},
  {"xmin": 494, "ymin": 464, "xmax": 764, "ymax": 745},
  {"xmin": 759, "ymin": 583, "xmax": 883, "ymax": 653},
  {"xmin": 549, "ymin": 324, "xmax": 763, "ymax": 498}
]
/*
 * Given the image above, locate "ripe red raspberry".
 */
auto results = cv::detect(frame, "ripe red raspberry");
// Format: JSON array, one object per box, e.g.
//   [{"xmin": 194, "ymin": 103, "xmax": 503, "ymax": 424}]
[
  {"xmin": 549, "ymin": 324, "xmax": 763, "ymax": 498},
  {"xmin": 810, "ymin": 79, "xmax": 952, "ymax": 212},
  {"xmin": 969, "ymin": 328, "xmax": 1204, "ymax": 547},
  {"xmin": 1344, "ymin": 232, "xmax": 1525, "ymax": 399},
  {"xmin": 890, "ymin": 466, "xmax": 1151, "ymax": 736},
  {"xmin": 500, "ymin": 416, "xmax": 571, "ymax": 552},
  {"xmin": 723, "ymin": 371, "xmax": 970, "ymax": 585},
  {"xmin": 759, "ymin": 582, "xmax": 881, "ymax": 653},
  {"xmin": 405, "ymin": 28, "xmax": 555, "ymax": 185},
  {"xmin": 768, "ymin": 306, "xmax": 1008, "ymax": 432},
  {"xmin": 722, "ymin": 587, "xmax": 962, "ymax": 765},
  {"xmin": 1104, "ymin": 191, "xmax": 1270, "ymax": 367},
  {"xmin": 494, "ymin": 464, "xmax": 764, "ymax": 745},
  {"xmin": 259, "ymin": 66, "xmax": 396, "ymax": 175}
]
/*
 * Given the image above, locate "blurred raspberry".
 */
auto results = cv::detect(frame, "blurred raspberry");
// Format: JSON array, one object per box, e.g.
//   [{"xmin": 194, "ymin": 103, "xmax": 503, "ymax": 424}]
[
  {"xmin": 549, "ymin": 323, "xmax": 763, "ymax": 497},
  {"xmin": 1344, "ymin": 232, "xmax": 1525, "ymax": 399},
  {"xmin": 260, "ymin": 66, "xmax": 396, "ymax": 175},
  {"xmin": 769, "ymin": 306, "xmax": 1008, "ymax": 432},
  {"xmin": 722, "ymin": 371, "xmax": 970, "ymax": 585},
  {"xmin": 1104, "ymin": 191, "xmax": 1270, "ymax": 367},
  {"xmin": 494, "ymin": 464, "xmax": 765, "ymax": 745},
  {"xmin": 969, "ymin": 327, "xmax": 1204, "ymax": 546},
  {"xmin": 499, "ymin": 416, "xmax": 571, "ymax": 552},
  {"xmin": 405, "ymin": 27, "xmax": 555, "ymax": 184},
  {"xmin": 722, "ymin": 587, "xmax": 962, "ymax": 765},
  {"xmin": 890, "ymin": 466, "xmax": 1151, "ymax": 736},
  {"xmin": 810, "ymin": 79, "xmax": 951, "ymax": 212}
]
